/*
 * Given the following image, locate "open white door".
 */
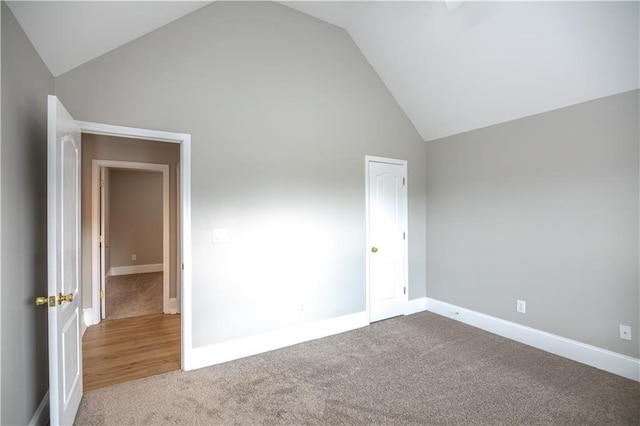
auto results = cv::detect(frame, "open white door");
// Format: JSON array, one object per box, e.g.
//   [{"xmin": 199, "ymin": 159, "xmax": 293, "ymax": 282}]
[
  {"xmin": 367, "ymin": 157, "xmax": 408, "ymax": 323},
  {"xmin": 47, "ymin": 95, "xmax": 83, "ymax": 425}
]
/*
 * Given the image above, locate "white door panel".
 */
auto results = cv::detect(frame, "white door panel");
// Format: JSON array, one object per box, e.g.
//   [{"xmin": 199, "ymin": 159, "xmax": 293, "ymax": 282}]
[
  {"xmin": 48, "ymin": 95, "xmax": 83, "ymax": 425},
  {"xmin": 367, "ymin": 158, "xmax": 407, "ymax": 322}
]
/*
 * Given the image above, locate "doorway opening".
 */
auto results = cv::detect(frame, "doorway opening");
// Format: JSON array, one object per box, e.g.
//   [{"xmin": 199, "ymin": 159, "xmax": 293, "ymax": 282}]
[
  {"xmin": 92, "ymin": 161, "xmax": 171, "ymax": 321},
  {"xmin": 78, "ymin": 123, "xmax": 191, "ymax": 390}
]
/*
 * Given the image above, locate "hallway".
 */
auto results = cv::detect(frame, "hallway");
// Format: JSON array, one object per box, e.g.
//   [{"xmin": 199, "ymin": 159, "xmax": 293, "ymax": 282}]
[{"xmin": 105, "ymin": 272, "xmax": 163, "ymax": 320}]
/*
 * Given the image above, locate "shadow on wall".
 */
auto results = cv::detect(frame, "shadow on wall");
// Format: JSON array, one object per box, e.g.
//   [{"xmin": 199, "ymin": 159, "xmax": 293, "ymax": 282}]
[{"xmin": 24, "ymin": 103, "xmax": 49, "ymax": 411}]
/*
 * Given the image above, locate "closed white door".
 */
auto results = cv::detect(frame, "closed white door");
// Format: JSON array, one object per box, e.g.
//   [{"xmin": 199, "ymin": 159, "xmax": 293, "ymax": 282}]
[
  {"xmin": 47, "ymin": 95, "xmax": 83, "ymax": 425},
  {"xmin": 367, "ymin": 158, "xmax": 407, "ymax": 322}
]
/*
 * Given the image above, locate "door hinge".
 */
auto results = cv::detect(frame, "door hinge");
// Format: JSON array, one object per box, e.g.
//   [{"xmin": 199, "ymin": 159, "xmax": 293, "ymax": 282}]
[
  {"xmin": 100, "ymin": 290, "xmax": 105, "ymax": 299},
  {"xmin": 403, "ymin": 177, "xmax": 406, "ymax": 186},
  {"xmin": 182, "ymin": 263, "xmax": 185, "ymax": 270},
  {"xmin": 404, "ymin": 286, "xmax": 406, "ymax": 295},
  {"xmin": 100, "ymin": 179, "xmax": 105, "ymax": 188},
  {"xmin": 403, "ymin": 231, "xmax": 406, "ymax": 240},
  {"xmin": 99, "ymin": 234, "xmax": 104, "ymax": 245}
]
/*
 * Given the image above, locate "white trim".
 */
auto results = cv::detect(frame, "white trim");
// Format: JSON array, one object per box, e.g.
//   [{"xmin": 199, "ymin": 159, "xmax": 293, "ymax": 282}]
[
  {"xmin": 186, "ymin": 311, "xmax": 369, "ymax": 371},
  {"xmin": 28, "ymin": 390, "xmax": 49, "ymax": 426},
  {"xmin": 365, "ymin": 156, "xmax": 409, "ymax": 323},
  {"xmin": 77, "ymin": 121, "xmax": 185, "ymax": 143},
  {"xmin": 425, "ymin": 298, "xmax": 640, "ymax": 382},
  {"xmin": 109, "ymin": 263, "xmax": 164, "ymax": 276},
  {"xmin": 82, "ymin": 308, "xmax": 96, "ymax": 329},
  {"xmin": 176, "ymin": 162, "xmax": 181, "ymax": 314},
  {"xmin": 79, "ymin": 121, "xmax": 192, "ymax": 371},
  {"xmin": 179, "ymin": 135, "xmax": 192, "ymax": 372},
  {"xmin": 91, "ymin": 160, "xmax": 170, "ymax": 320},
  {"xmin": 81, "ymin": 309, "xmax": 89, "ymax": 336},
  {"xmin": 99, "ymin": 167, "xmax": 107, "ymax": 319},
  {"xmin": 0, "ymin": 7, "xmax": 3, "ymax": 421},
  {"xmin": 168, "ymin": 297, "xmax": 179, "ymax": 314},
  {"xmin": 406, "ymin": 297, "xmax": 428, "ymax": 315}
]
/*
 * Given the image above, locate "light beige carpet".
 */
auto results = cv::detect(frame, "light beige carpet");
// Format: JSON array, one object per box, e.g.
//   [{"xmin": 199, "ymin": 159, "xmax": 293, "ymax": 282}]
[
  {"xmin": 74, "ymin": 311, "xmax": 640, "ymax": 425},
  {"xmin": 105, "ymin": 272, "xmax": 163, "ymax": 320}
]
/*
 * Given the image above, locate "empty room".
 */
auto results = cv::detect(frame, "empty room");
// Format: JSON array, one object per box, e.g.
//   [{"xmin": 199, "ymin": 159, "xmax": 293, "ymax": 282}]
[{"xmin": 1, "ymin": 1, "xmax": 639, "ymax": 425}]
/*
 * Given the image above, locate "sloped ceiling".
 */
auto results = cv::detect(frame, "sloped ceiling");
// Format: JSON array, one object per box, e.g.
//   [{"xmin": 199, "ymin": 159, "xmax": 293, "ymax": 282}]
[
  {"xmin": 284, "ymin": 1, "xmax": 639, "ymax": 141},
  {"xmin": 6, "ymin": 1, "xmax": 639, "ymax": 141},
  {"xmin": 5, "ymin": 1, "xmax": 213, "ymax": 76}
]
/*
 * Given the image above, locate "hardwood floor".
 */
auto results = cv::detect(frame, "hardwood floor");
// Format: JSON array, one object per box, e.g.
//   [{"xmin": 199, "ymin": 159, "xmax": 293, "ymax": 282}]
[{"xmin": 83, "ymin": 313, "xmax": 181, "ymax": 391}]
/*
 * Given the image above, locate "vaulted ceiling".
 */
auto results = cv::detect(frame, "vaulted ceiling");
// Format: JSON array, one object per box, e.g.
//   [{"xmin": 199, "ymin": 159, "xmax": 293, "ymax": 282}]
[{"xmin": 6, "ymin": 1, "xmax": 639, "ymax": 141}]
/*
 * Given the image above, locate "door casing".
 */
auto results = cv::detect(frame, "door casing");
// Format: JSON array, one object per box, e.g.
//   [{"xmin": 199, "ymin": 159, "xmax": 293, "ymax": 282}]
[
  {"xmin": 78, "ymin": 121, "xmax": 192, "ymax": 371},
  {"xmin": 92, "ymin": 160, "xmax": 171, "ymax": 322}
]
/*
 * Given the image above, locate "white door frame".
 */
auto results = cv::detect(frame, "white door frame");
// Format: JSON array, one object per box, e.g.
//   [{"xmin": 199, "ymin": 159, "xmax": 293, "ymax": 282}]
[
  {"xmin": 91, "ymin": 159, "xmax": 170, "ymax": 321},
  {"xmin": 365, "ymin": 155, "xmax": 409, "ymax": 321},
  {"xmin": 99, "ymin": 167, "xmax": 107, "ymax": 318},
  {"xmin": 176, "ymin": 162, "xmax": 182, "ymax": 312},
  {"xmin": 78, "ymin": 121, "xmax": 192, "ymax": 371}
]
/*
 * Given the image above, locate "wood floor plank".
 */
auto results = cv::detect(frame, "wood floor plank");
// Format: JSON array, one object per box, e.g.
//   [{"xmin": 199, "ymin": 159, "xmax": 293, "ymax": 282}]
[{"xmin": 82, "ymin": 313, "xmax": 181, "ymax": 391}]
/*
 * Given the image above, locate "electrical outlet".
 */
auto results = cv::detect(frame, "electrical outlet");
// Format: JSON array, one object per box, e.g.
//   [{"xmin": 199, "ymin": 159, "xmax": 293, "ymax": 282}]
[
  {"xmin": 516, "ymin": 299, "xmax": 526, "ymax": 314},
  {"xmin": 298, "ymin": 304, "xmax": 307, "ymax": 318},
  {"xmin": 131, "ymin": 254, "xmax": 136, "ymax": 261},
  {"xmin": 619, "ymin": 325, "xmax": 632, "ymax": 341}
]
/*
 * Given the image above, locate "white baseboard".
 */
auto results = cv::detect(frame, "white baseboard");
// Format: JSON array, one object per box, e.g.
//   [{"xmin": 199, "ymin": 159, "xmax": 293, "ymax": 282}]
[
  {"xmin": 406, "ymin": 297, "xmax": 428, "ymax": 315},
  {"xmin": 167, "ymin": 297, "xmax": 179, "ymax": 314},
  {"xmin": 109, "ymin": 263, "xmax": 163, "ymax": 276},
  {"xmin": 425, "ymin": 298, "xmax": 640, "ymax": 382},
  {"xmin": 28, "ymin": 390, "xmax": 49, "ymax": 426},
  {"xmin": 82, "ymin": 308, "xmax": 97, "ymax": 335},
  {"xmin": 186, "ymin": 311, "xmax": 369, "ymax": 371}
]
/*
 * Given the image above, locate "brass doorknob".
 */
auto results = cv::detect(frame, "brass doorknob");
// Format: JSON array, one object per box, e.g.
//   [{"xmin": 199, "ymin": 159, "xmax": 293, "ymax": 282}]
[
  {"xmin": 35, "ymin": 296, "xmax": 49, "ymax": 306},
  {"xmin": 371, "ymin": 247, "xmax": 378, "ymax": 253},
  {"xmin": 57, "ymin": 292, "xmax": 73, "ymax": 305}
]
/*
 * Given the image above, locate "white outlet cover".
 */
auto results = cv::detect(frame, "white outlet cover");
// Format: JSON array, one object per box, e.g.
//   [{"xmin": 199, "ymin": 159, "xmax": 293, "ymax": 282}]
[
  {"xmin": 516, "ymin": 299, "xmax": 526, "ymax": 314},
  {"xmin": 619, "ymin": 325, "xmax": 632, "ymax": 341}
]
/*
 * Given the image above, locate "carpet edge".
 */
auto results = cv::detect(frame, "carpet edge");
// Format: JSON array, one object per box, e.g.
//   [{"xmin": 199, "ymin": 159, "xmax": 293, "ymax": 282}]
[
  {"xmin": 425, "ymin": 297, "xmax": 640, "ymax": 382},
  {"xmin": 186, "ymin": 311, "xmax": 370, "ymax": 371}
]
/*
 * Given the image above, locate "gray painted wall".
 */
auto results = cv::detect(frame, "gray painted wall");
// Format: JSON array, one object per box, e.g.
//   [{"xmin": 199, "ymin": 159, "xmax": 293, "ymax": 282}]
[
  {"xmin": 425, "ymin": 90, "xmax": 639, "ymax": 358},
  {"xmin": 1, "ymin": 3, "xmax": 53, "ymax": 424},
  {"xmin": 109, "ymin": 170, "xmax": 163, "ymax": 268},
  {"xmin": 81, "ymin": 134, "xmax": 180, "ymax": 306},
  {"xmin": 56, "ymin": 1, "xmax": 427, "ymax": 347}
]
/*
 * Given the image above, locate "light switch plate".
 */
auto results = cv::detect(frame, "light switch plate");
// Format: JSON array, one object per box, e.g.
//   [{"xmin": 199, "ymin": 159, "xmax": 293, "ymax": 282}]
[{"xmin": 212, "ymin": 228, "xmax": 230, "ymax": 244}]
